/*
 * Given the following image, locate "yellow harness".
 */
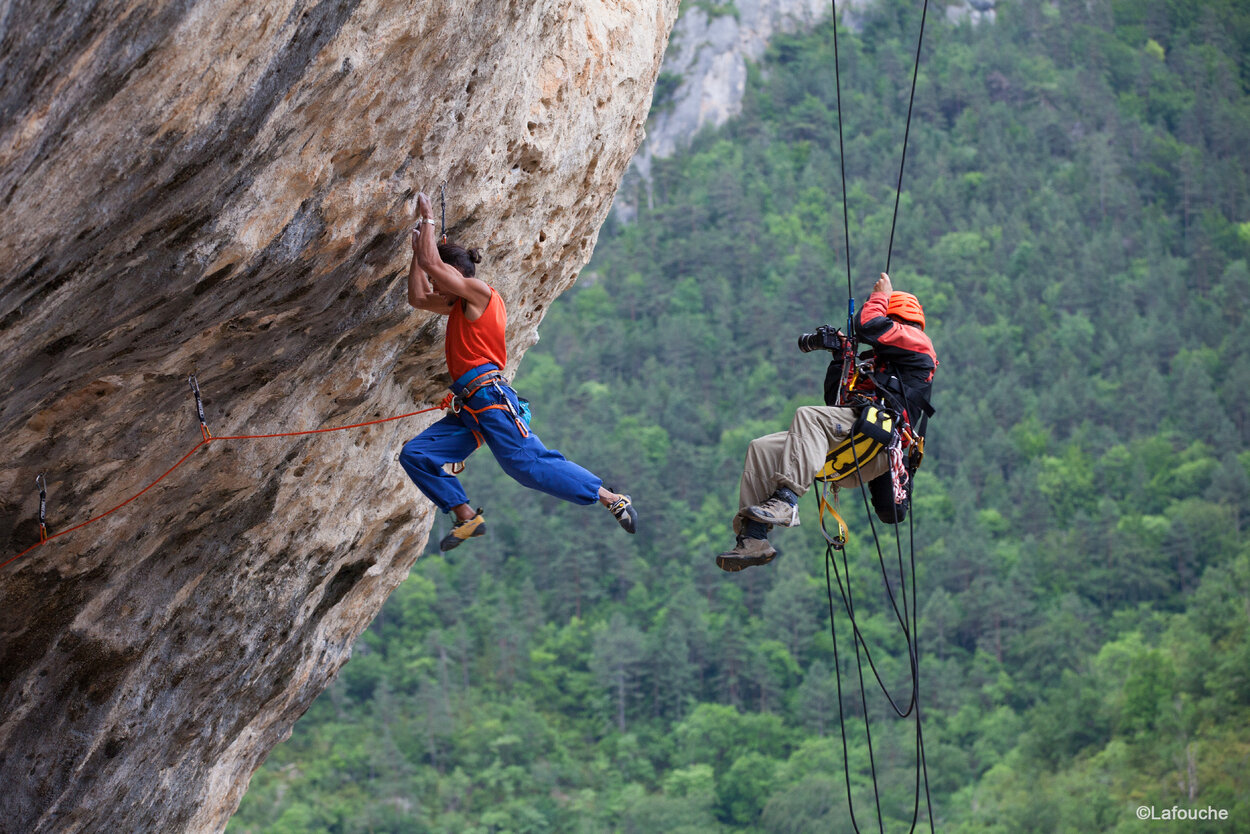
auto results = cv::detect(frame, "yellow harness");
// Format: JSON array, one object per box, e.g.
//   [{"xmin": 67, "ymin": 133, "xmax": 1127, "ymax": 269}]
[
  {"xmin": 814, "ymin": 403, "xmax": 897, "ymax": 550},
  {"xmin": 815, "ymin": 403, "xmax": 895, "ymax": 484}
]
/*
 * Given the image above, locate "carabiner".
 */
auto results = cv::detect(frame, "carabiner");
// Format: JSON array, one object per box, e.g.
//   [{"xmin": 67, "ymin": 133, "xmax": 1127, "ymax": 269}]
[{"xmin": 36, "ymin": 473, "xmax": 48, "ymax": 542}]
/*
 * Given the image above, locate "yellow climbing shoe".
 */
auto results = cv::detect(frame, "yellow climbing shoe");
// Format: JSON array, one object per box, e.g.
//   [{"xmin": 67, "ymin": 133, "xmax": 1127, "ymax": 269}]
[
  {"xmin": 606, "ymin": 493, "xmax": 637, "ymax": 534},
  {"xmin": 439, "ymin": 508, "xmax": 486, "ymax": 552}
]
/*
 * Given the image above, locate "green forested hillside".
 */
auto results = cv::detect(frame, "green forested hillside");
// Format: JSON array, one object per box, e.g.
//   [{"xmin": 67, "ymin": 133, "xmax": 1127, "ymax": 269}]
[{"xmin": 230, "ymin": 1, "xmax": 1250, "ymax": 831}]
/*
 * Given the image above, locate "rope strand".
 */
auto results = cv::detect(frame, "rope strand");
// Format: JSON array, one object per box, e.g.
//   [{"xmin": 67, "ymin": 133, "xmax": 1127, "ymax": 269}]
[
  {"xmin": 886, "ymin": 0, "xmax": 931, "ymax": 274},
  {"xmin": 824, "ymin": 0, "xmax": 934, "ymax": 829},
  {"xmin": 3, "ymin": 403, "xmax": 443, "ymax": 571},
  {"xmin": 2, "ymin": 439, "xmax": 210, "ymax": 571},
  {"xmin": 831, "ymin": 0, "xmax": 854, "ymax": 315}
]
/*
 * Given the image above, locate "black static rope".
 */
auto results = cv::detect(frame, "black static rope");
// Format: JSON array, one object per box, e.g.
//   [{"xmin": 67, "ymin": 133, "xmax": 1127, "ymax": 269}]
[
  {"xmin": 830, "ymin": 515, "xmax": 887, "ymax": 833},
  {"xmin": 885, "ymin": 0, "xmax": 931, "ymax": 275},
  {"xmin": 831, "ymin": 0, "xmax": 855, "ymax": 332},
  {"xmin": 820, "ymin": 434, "xmax": 934, "ymax": 833},
  {"xmin": 818, "ymin": 479, "xmax": 918, "ymax": 719},
  {"xmin": 825, "ymin": 535, "xmax": 876, "ymax": 834},
  {"xmin": 908, "ymin": 484, "xmax": 936, "ymax": 827},
  {"xmin": 821, "ymin": 0, "xmax": 935, "ymax": 827}
]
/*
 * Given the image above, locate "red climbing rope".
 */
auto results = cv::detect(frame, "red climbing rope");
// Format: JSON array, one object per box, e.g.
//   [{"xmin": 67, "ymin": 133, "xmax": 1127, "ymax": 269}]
[
  {"xmin": 2, "ymin": 395, "xmax": 444, "ymax": 572},
  {"xmin": 2, "ymin": 439, "xmax": 211, "ymax": 571},
  {"xmin": 212, "ymin": 406, "xmax": 442, "ymax": 441}
]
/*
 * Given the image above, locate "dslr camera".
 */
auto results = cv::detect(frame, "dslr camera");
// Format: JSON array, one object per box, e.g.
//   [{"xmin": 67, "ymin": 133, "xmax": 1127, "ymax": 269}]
[{"xmin": 797, "ymin": 325, "xmax": 844, "ymax": 353}]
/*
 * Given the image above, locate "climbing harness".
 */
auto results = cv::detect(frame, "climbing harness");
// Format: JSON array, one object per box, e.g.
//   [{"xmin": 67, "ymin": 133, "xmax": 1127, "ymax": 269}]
[
  {"xmin": 437, "ymin": 366, "xmax": 534, "ymax": 474},
  {"xmin": 450, "ymin": 367, "xmax": 507, "ymax": 402},
  {"xmin": 2, "ymin": 378, "xmax": 445, "ymax": 571},
  {"xmin": 816, "ymin": 401, "xmax": 897, "ymax": 485},
  {"xmin": 448, "ymin": 368, "xmax": 532, "ymax": 435},
  {"xmin": 813, "ymin": 400, "xmax": 902, "ymax": 551},
  {"xmin": 821, "ymin": 0, "xmax": 934, "ymax": 830}
]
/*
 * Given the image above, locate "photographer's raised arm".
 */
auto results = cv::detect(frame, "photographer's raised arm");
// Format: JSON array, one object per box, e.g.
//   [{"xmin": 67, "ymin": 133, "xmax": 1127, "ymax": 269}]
[
  {"xmin": 872, "ymin": 272, "xmax": 893, "ymax": 297},
  {"xmin": 855, "ymin": 273, "xmax": 895, "ymax": 343}
]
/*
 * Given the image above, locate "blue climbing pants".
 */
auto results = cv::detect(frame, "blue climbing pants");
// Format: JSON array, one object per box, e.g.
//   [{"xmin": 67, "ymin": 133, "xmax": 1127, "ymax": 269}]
[{"xmin": 399, "ymin": 364, "xmax": 602, "ymax": 513}]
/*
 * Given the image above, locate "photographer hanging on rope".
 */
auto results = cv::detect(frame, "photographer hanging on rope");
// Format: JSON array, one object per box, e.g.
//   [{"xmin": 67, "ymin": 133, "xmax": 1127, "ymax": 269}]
[
  {"xmin": 716, "ymin": 272, "xmax": 937, "ymax": 572},
  {"xmin": 399, "ymin": 191, "xmax": 637, "ymax": 551}
]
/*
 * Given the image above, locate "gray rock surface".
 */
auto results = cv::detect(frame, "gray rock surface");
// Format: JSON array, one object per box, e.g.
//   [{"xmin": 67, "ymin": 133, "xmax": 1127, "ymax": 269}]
[
  {"xmin": 616, "ymin": 0, "xmax": 997, "ymax": 219},
  {"xmin": 947, "ymin": 0, "xmax": 998, "ymax": 26},
  {"xmin": 0, "ymin": 0, "xmax": 678, "ymax": 830},
  {"xmin": 628, "ymin": 0, "xmax": 832, "ymax": 187}
]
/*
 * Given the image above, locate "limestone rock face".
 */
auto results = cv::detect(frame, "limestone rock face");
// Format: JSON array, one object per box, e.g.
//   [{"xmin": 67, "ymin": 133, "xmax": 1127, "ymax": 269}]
[
  {"xmin": 616, "ymin": 0, "xmax": 997, "ymax": 219},
  {"xmin": 0, "ymin": 1, "xmax": 677, "ymax": 830},
  {"xmin": 945, "ymin": 0, "xmax": 997, "ymax": 27},
  {"xmin": 637, "ymin": 0, "xmax": 830, "ymax": 177}
]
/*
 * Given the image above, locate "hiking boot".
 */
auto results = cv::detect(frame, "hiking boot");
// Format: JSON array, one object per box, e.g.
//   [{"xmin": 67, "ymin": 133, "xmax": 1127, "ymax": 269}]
[
  {"xmin": 743, "ymin": 494, "xmax": 800, "ymax": 528},
  {"xmin": 440, "ymin": 508, "xmax": 486, "ymax": 551},
  {"xmin": 715, "ymin": 535, "xmax": 778, "ymax": 572},
  {"xmin": 606, "ymin": 493, "xmax": 637, "ymax": 534}
]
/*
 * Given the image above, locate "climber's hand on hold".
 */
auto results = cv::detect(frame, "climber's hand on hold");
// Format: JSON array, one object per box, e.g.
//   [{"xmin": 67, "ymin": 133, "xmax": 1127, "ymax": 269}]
[{"xmin": 412, "ymin": 192, "xmax": 436, "ymax": 253}]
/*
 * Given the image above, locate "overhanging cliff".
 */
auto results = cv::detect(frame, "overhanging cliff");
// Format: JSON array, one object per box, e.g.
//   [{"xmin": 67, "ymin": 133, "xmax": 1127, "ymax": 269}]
[{"xmin": 0, "ymin": 1, "xmax": 678, "ymax": 830}]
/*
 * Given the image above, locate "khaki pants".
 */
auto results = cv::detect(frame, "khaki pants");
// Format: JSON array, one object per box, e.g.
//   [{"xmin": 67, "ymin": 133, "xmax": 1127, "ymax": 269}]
[{"xmin": 735, "ymin": 405, "xmax": 890, "ymax": 528}]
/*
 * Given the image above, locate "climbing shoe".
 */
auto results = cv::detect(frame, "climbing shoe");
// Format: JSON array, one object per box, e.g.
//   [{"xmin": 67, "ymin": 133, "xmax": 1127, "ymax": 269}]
[
  {"xmin": 439, "ymin": 508, "xmax": 486, "ymax": 552},
  {"xmin": 606, "ymin": 493, "xmax": 637, "ymax": 534},
  {"xmin": 715, "ymin": 536, "xmax": 778, "ymax": 572},
  {"xmin": 743, "ymin": 490, "xmax": 800, "ymax": 528}
]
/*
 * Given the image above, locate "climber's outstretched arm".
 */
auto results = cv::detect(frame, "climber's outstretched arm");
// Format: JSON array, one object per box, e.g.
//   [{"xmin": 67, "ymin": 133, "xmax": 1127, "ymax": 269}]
[
  {"xmin": 413, "ymin": 192, "xmax": 491, "ymax": 309},
  {"xmin": 407, "ymin": 224, "xmax": 454, "ymax": 314}
]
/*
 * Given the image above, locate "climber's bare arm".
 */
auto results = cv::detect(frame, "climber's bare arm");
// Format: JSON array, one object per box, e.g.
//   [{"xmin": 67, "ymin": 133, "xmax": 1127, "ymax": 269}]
[
  {"xmin": 413, "ymin": 192, "xmax": 491, "ymax": 312},
  {"xmin": 407, "ymin": 228, "xmax": 454, "ymax": 314}
]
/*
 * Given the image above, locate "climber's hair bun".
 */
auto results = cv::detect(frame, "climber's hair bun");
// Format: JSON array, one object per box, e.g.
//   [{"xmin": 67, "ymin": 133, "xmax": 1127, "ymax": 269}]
[{"xmin": 437, "ymin": 242, "xmax": 482, "ymax": 277}]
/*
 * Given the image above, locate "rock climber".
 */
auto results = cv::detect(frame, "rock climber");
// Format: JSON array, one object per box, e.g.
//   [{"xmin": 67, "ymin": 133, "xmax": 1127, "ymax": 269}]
[
  {"xmin": 399, "ymin": 191, "xmax": 637, "ymax": 551},
  {"xmin": 716, "ymin": 272, "xmax": 937, "ymax": 572}
]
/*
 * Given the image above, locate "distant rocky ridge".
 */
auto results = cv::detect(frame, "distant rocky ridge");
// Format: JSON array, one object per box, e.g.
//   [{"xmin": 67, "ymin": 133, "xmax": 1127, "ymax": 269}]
[
  {"xmin": 616, "ymin": 0, "xmax": 997, "ymax": 217},
  {"xmin": 0, "ymin": 1, "xmax": 678, "ymax": 831}
]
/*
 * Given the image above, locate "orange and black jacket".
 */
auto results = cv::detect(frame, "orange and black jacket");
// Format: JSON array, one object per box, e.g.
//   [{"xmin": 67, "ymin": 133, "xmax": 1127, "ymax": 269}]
[{"xmin": 823, "ymin": 290, "xmax": 938, "ymax": 433}]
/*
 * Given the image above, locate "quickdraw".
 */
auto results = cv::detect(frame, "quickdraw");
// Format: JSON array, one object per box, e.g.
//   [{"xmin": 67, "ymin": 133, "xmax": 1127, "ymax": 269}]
[
  {"xmin": 6, "ymin": 376, "xmax": 446, "ymax": 571},
  {"xmin": 188, "ymin": 374, "xmax": 212, "ymax": 441},
  {"xmin": 36, "ymin": 474, "xmax": 48, "ymax": 542}
]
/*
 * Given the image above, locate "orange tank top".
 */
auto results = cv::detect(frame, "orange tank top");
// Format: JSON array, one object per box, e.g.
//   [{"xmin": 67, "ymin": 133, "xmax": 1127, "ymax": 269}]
[{"xmin": 445, "ymin": 288, "xmax": 507, "ymax": 378}]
